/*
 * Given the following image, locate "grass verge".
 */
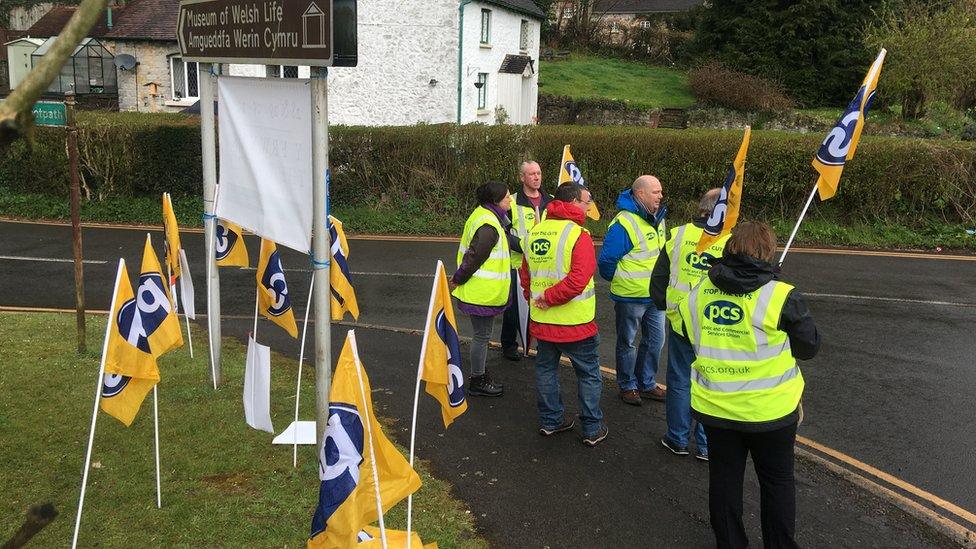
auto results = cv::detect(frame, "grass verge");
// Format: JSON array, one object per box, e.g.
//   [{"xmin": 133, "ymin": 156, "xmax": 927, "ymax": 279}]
[
  {"xmin": 0, "ymin": 312, "xmax": 486, "ymax": 548},
  {"xmin": 538, "ymin": 53, "xmax": 694, "ymax": 109}
]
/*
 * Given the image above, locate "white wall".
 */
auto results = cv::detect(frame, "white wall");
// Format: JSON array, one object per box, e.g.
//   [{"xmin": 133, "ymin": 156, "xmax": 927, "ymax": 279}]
[{"xmin": 460, "ymin": 2, "xmax": 540, "ymax": 125}]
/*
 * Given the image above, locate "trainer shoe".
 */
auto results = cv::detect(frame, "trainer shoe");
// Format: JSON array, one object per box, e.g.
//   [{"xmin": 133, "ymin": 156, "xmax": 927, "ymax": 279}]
[
  {"xmin": 468, "ymin": 374, "xmax": 503, "ymax": 397},
  {"xmin": 502, "ymin": 347, "xmax": 522, "ymax": 362},
  {"xmin": 582, "ymin": 425, "xmax": 609, "ymax": 447},
  {"xmin": 620, "ymin": 389, "xmax": 642, "ymax": 406},
  {"xmin": 661, "ymin": 437, "xmax": 689, "ymax": 456},
  {"xmin": 539, "ymin": 418, "xmax": 575, "ymax": 436},
  {"xmin": 695, "ymin": 448, "xmax": 709, "ymax": 462},
  {"xmin": 640, "ymin": 385, "xmax": 666, "ymax": 401}
]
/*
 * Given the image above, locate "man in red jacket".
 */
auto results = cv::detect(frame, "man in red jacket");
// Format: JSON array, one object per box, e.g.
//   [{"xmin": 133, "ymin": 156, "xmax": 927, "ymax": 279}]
[{"xmin": 520, "ymin": 182, "xmax": 607, "ymax": 446}]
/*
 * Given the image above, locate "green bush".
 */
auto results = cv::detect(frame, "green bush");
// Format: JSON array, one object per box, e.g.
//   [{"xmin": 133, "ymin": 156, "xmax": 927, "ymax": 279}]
[{"xmin": 2, "ymin": 115, "xmax": 975, "ymax": 229}]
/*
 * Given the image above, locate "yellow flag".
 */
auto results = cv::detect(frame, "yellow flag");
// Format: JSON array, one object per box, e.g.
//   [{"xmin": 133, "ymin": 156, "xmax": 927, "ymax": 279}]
[
  {"xmin": 256, "ymin": 238, "xmax": 299, "ymax": 338},
  {"xmin": 216, "ymin": 219, "xmax": 249, "ymax": 268},
  {"xmin": 557, "ymin": 145, "xmax": 600, "ymax": 220},
  {"xmin": 308, "ymin": 331, "xmax": 422, "ymax": 549},
  {"xmin": 330, "ymin": 216, "xmax": 360, "ymax": 321},
  {"xmin": 161, "ymin": 193, "xmax": 182, "ymax": 278},
  {"xmin": 812, "ymin": 49, "xmax": 886, "ymax": 201},
  {"xmin": 697, "ymin": 127, "xmax": 751, "ymax": 253},
  {"xmin": 138, "ymin": 234, "xmax": 184, "ymax": 357},
  {"xmin": 101, "ymin": 260, "xmax": 160, "ymax": 427},
  {"xmin": 357, "ymin": 525, "xmax": 437, "ymax": 548},
  {"xmin": 421, "ymin": 261, "xmax": 467, "ymax": 428}
]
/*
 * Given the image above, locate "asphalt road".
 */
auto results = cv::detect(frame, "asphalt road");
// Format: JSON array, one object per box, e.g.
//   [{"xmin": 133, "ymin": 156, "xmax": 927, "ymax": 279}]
[{"xmin": 2, "ymin": 220, "xmax": 975, "ymax": 533}]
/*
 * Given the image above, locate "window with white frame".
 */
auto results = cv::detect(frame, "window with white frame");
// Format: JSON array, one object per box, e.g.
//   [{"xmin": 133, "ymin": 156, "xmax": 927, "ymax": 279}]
[
  {"xmin": 639, "ymin": 20, "xmax": 652, "ymax": 29},
  {"xmin": 520, "ymin": 19, "xmax": 529, "ymax": 52},
  {"xmin": 480, "ymin": 9, "xmax": 491, "ymax": 44},
  {"xmin": 169, "ymin": 56, "xmax": 199, "ymax": 100},
  {"xmin": 477, "ymin": 73, "xmax": 488, "ymax": 110},
  {"xmin": 266, "ymin": 65, "xmax": 300, "ymax": 78}
]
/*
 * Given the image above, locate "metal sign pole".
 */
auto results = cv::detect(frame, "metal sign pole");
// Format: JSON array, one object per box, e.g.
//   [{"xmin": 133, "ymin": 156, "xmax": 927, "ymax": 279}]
[
  {"xmin": 65, "ymin": 91, "xmax": 85, "ymax": 353},
  {"xmin": 311, "ymin": 67, "xmax": 332, "ymax": 448},
  {"xmin": 200, "ymin": 62, "xmax": 222, "ymax": 387}
]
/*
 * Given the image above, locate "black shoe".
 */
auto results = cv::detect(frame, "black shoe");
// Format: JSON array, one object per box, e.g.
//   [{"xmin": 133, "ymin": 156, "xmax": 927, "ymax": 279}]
[
  {"xmin": 468, "ymin": 374, "xmax": 503, "ymax": 397},
  {"xmin": 695, "ymin": 448, "xmax": 709, "ymax": 462},
  {"xmin": 582, "ymin": 425, "xmax": 609, "ymax": 447},
  {"xmin": 661, "ymin": 437, "xmax": 689, "ymax": 456},
  {"xmin": 484, "ymin": 370, "xmax": 504, "ymax": 389},
  {"xmin": 539, "ymin": 418, "xmax": 575, "ymax": 436},
  {"xmin": 502, "ymin": 347, "xmax": 522, "ymax": 361}
]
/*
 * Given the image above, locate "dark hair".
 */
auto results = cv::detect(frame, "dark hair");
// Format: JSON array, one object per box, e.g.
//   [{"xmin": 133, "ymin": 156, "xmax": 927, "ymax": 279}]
[
  {"xmin": 725, "ymin": 221, "xmax": 777, "ymax": 263},
  {"xmin": 554, "ymin": 182, "xmax": 583, "ymax": 203},
  {"xmin": 476, "ymin": 181, "xmax": 509, "ymax": 205}
]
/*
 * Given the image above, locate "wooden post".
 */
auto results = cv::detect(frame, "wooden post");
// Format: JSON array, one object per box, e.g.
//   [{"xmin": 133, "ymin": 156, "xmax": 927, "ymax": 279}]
[{"xmin": 66, "ymin": 91, "xmax": 85, "ymax": 353}]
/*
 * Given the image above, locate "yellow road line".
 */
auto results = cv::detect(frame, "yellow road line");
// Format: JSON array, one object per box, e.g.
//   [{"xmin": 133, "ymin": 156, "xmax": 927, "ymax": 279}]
[
  {"xmin": 797, "ymin": 435, "xmax": 976, "ymax": 525},
  {"xmin": 0, "ymin": 305, "xmax": 109, "ymax": 314}
]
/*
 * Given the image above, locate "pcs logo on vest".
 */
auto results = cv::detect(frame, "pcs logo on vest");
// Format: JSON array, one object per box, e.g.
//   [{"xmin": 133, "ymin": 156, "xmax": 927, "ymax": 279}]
[
  {"xmin": 686, "ymin": 252, "xmax": 717, "ymax": 271},
  {"xmin": 703, "ymin": 300, "xmax": 744, "ymax": 325},
  {"xmin": 530, "ymin": 239, "xmax": 551, "ymax": 256}
]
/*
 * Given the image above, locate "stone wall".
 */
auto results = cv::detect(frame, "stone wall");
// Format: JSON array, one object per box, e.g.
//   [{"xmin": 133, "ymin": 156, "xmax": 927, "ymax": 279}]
[
  {"xmin": 537, "ymin": 93, "xmax": 661, "ymax": 126},
  {"xmin": 6, "ymin": 3, "xmax": 56, "ymax": 31},
  {"xmin": 108, "ymin": 40, "xmax": 187, "ymax": 113}
]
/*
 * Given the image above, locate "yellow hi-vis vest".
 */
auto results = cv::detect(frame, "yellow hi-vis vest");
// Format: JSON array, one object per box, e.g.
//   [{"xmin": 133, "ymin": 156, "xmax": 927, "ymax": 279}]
[
  {"xmin": 664, "ymin": 223, "xmax": 730, "ymax": 326},
  {"xmin": 452, "ymin": 206, "xmax": 511, "ymax": 306},
  {"xmin": 678, "ymin": 278, "xmax": 804, "ymax": 423},
  {"xmin": 608, "ymin": 211, "xmax": 665, "ymax": 299},
  {"xmin": 510, "ymin": 202, "xmax": 540, "ymax": 269},
  {"xmin": 525, "ymin": 218, "xmax": 596, "ymax": 325}
]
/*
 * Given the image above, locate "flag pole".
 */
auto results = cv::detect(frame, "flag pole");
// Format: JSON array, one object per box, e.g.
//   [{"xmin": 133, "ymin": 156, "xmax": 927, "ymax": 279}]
[
  {"xmin": 406, "ymin": 261, "xmax": 442, "ymax": 547},
  {"xmin": 72, "ymin": 258, "xmax": 125, "ymax": 549},
  {"xmin": 349, "ymin": 330, "xmax": 388, "ymax": 549},
  {"xmin": 779, "ymin": 181, "xmax": 819, "ymax": 265},
  {"xmin": 205, "ymin": 240, "xmax": 218, "ymax": 390},
  {"xmin": 152, "ymin": 385, "xmax": 162, "ymax": 508},
  {"xmin": 182, "ymin": 292, "xmax": 194, "ymax": 359},
  {"xmin": 293, "ymin": 275, "xmax": 315, "ymax": 467},
  {"xmin": 252, "ymin": 286, "xmax": 260, "ymax": 342}
]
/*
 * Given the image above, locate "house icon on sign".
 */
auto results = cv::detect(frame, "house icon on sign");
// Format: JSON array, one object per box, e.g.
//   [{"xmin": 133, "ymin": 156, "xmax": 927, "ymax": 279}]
[{"xmin": 302, "ymin": 2, "xmax": 327, "ymax": 48}]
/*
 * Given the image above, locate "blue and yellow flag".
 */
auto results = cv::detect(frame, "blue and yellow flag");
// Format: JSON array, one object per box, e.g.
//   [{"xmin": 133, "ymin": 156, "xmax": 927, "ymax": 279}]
[
  {"xmin": 215, "ymin": 219, "xmax": 249, "ymax": 268},
  {"xmin": 330, "ymin": 216, "xmax": 360, "ymax": 321},
  {"xmin": 557, "ymin": 145, "xmax": 600, "ymax": 221},
  {"xmin": 162, "ymin": 193, "xmax": 182, "ymax": 278},
  {"xmin": 101, "ymin": 260, "xmax": 160, "ymax": 427},
  {"xmin": 697, "ymin": 126, "xmax": 751, "ymax": 253},
  {"xmin": 139, "ymin": 234, "xmax": 184, "ymax": 357},
  {"xmin": 421, "ymin": 261, "xmax": 467, "ymax": 429},
  {"xmin": 812, "ymin": 49, "xmax": 886, "ymax": 201},
  {"xmin": 309, "ymin": 331, "xmax": 422, "ymax": 549},
  {"xmin": 357, "ymin": 525, "xmax": 437, "ymax": 548},
  {"xmin": 257, "ymin": 238, "xmax": 298, "ymax": 338}
]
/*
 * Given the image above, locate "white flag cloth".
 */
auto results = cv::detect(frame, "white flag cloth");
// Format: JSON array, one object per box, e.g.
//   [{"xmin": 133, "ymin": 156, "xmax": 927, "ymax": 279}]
[
  {"xmin": 515, "ymin": 270, "xmax": 530, "ymax": 351},
  {"xmin": 244, "ymin": 335, "xmax": 275, "ymax": 433},
  {"xmin": 178, "ymin": 248, "xmax": 195, "ymax": 319},
  {"xmin": 214, "ymin": 76, "xmax": 313, "ymax": 253}
]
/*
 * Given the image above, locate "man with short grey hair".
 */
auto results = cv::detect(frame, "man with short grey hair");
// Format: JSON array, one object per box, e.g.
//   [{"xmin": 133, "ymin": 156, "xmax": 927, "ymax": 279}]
[{"xmin": 651, "ymin": 187, "xmax": 725, "ymax": 461}]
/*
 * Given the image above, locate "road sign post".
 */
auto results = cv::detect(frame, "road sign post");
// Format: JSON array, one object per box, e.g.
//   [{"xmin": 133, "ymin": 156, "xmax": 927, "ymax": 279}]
[
  {"xmin": 64, "ymin": 93, "xmax": 85, "ymax": 353},
  {"xmin": 33, "ymin": 101, "xmax": 67, "ymax": 127}
]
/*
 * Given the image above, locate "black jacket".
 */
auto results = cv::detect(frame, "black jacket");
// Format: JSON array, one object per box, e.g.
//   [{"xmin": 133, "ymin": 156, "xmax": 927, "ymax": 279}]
[
  {"xmin": 650, "ymin": 217, "xmax": 707, "ymax": 311},
  {"xmin": 681, "ymin": 253, "xmax": 821, "ymax": 432},
  {"xmin": 511, "ymin": 187, "xmax": 552, "ymax": 218}
]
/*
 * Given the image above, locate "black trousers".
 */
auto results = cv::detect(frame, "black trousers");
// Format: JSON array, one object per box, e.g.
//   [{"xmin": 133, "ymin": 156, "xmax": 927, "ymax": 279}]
[
  {"xmin": 702, "ymin": 422, "xmax": 799, "ymax": 549},
  {"xmin": 500, "ymin": 268, "xmax": 520, "ymax": 351}
]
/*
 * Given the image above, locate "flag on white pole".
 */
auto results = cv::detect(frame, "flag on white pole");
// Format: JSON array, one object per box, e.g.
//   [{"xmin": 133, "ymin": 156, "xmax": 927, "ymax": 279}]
[
  {"xmin": 178, "ymin": 249, "xmax": 195, "ymax": 320},
  {"xmin": 244, "ymin": 335, "xmax": 274, "ymax": 433}
]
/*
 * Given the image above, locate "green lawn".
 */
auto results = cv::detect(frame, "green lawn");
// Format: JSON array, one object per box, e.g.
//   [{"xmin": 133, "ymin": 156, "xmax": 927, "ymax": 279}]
[
  {"xmin": 539, "ymin": 54, "xmax": 695, "ymax": 109},
  {"xmin": 0, "ymin": 312, "xmax": 486, "ymax": 548}
]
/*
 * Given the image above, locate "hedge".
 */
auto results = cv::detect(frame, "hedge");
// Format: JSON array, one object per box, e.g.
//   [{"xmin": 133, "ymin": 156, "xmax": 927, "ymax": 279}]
[{"xmin": 2, "ymin": 115, "xmax": 975, "ymax": 227}]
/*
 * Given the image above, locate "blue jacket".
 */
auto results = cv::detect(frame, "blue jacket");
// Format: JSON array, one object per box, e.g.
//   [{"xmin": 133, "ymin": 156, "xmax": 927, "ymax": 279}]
[{"xmin": 598, "ymin": 189, "xmax": 666, "ymax": 303}]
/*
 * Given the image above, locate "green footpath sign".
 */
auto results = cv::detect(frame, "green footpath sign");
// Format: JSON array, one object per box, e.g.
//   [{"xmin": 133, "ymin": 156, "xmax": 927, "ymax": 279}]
[{"xmin": 33, "ymin": 101, "xmax": 67, "ymax": 127}]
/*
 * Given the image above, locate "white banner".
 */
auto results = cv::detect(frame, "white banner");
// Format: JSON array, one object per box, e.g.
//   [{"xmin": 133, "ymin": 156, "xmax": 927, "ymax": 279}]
[
  {"xmin": 215, "ymin": 76, "xmax": 313, "ymax": 253},
  {"xmin": 244, "ymin": 335, "xmax": 275, "ymax": 434},
  {"xmin": 178, "ymin": 249, "xmax": 195, "ymax": 319}
]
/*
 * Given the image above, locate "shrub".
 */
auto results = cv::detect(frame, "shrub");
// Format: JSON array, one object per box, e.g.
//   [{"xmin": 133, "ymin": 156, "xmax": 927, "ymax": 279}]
[{"xmin": 688, "ymin": 62, "xmax": 795, "ymax": 113}]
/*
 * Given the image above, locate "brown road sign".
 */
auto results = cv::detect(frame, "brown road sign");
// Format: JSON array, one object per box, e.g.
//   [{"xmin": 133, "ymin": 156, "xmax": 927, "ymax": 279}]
[{"xmin": 177, "ymin": 0, "xmax": 332, "ymax": 66}]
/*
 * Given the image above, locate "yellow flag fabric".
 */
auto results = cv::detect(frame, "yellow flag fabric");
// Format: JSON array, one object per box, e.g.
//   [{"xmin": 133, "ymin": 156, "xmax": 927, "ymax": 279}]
[
  {"xmin": 421, "ymin": 262, "xmax": 468, "ymax": 428},
  {"xmin": 101, "ymin": 260, "xmax": 160, "ymax": 426},
  {"xmin": 139, "ymin": 234, "xmax": 184, "ymax": 357},
  {"xmin": 308, "ymin": 331, "xmax": 422, "ymax": 549},
  {"xmin": 161, "ymin": 193, "xmax": 182, "ymax": 278},
  {"xmin": 812, "ymin": 49, "xmax": 886, "ymax": 201},
  {"xmin": 357, "ymin": 525, "xmax": 437, "ymax": 548},
  {"xmin": 557, "ymin": 145, "xmax": 600, "ymax": 221},
  {"xmin": 216, "ymin": 219, "xmax": 249, "ymax": 268},
  {"xmin": 330, "ymin": 216, "xmax": 360, "ymax": 321},
  {"xmin": 256, "ymin": 239, "xmax": 299, "ymax": 338},
  {"xmin": 697, "ymin": 127, "xmax": 751, "ymax": 253}
]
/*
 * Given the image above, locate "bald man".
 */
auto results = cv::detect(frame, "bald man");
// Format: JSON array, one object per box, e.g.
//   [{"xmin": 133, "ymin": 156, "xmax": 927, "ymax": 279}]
[{"xmin": 598, "ymin": 175, "xmax": 668, "ymax": 407}]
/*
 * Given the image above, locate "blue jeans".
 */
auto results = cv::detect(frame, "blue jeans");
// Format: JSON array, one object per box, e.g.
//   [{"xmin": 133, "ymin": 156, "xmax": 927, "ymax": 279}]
[
  {"xmin": 614, "ymin": 301, "xmax": 665, "ymax": 391},
  {"xmin": 665, "ymin": 324, "xmax": 707, "ymax": 451},
  {"xmin": 535, "ymin": 335, "xmax": 604, "ymax": 437}
]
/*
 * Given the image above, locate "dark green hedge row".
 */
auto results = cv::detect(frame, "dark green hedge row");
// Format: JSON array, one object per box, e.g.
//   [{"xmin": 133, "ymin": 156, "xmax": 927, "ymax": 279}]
[{"xmin": 3, "ymin": 118, "xmax": 974, "ymax": 226}]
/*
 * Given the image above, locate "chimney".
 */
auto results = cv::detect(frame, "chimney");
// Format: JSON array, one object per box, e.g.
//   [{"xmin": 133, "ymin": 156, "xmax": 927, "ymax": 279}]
[{"xmin": 107, "ymin": 6, "xmax": 113, "ymax": 29}]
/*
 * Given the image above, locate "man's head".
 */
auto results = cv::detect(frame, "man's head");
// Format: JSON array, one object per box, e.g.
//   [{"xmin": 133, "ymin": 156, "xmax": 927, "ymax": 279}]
[
  {"xmin": 520, "ymin": 161, "xmax": 542, "ymax": 193},
  {"xmin": 725, "ymin": 221, "xmax": 777, "ymax": 263},
  {"xmin": 555, "ymin": 182, "xmax": 591, "ymax": 215},
  {"xmin": 632, "ymin": 175, "xmax": 663, "ymax": 213},
  {"xmin": 698, "ymin": 188, "xmax": 722, "ymax": 218}
]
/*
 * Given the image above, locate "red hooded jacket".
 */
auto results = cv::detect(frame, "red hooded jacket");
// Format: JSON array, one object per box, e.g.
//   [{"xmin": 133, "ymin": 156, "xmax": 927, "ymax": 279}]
[{"xmin": 519, "ymin": 200, "xmax": 599, "ymax": 343}]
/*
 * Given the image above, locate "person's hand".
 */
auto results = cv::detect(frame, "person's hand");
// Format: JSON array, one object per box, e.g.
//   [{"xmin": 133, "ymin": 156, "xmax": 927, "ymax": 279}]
[
  {"xmin": 449, "ymin": 280, "xmax": 459, "ymax": 291},
  {"xmin": 533, "ymin": 297, "xmax": 550, "ymax": 310}
]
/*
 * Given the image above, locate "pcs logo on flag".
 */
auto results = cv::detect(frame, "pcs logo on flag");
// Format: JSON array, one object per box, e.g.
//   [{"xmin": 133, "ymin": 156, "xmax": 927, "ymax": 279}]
[
  {"xmin": 215, "ymin": 221, "xmax": 238, "ymax": 260},
  {"xmin": 117, "ymin": 273, "xmax": 173, "ymax": 353},
  {"xmin": 435, "ymin": 311, "xmax": 466, "ymax": 408},
  {"xmin": 564, "ymin": 161, "xmax": 586, "ymax": 186},
  {"xmin": 312, "ymin": 403, "xmax": 365, "ymax": 537},
  {"xmin": 261, "ymin": 251, "xmax": 291, "ymax": 316},
  {"xmin": 102, "ymin": 373, "xmax": 131, "ymax": 397},
  {"xmin": 816, "ymin": 85, "xmax": 874, "ymax": 166}
]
